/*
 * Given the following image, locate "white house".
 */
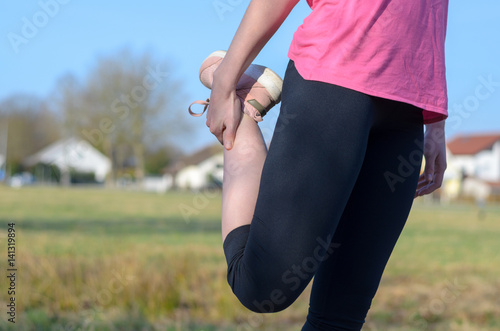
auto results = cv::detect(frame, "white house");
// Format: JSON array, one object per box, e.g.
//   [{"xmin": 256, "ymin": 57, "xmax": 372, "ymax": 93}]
[
  {"xmin": 142, "ymin": 175, "xmax": 174, "ymax": 193},
  {"xmin": 168, "ymin": 144, "xmax": 224, "ymax": 191},
  {"xmin": 24, "ymin": 137, "xmax": 111, "ymax": 182},
  {"xmin": 443, "ymin": 133, "xmax": 500, "ymax": 201}
]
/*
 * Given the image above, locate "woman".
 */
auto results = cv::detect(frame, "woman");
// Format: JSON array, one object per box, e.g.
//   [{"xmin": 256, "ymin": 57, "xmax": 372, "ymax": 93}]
[{"xmin": 200, "ymin": 0, "xmax": 448, "ymax": 329}]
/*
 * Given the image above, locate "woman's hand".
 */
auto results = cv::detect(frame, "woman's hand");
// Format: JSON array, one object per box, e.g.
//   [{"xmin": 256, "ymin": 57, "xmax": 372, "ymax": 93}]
[
  {"xmin": 201, "ymin": 0, "xmax": 299, "ymax": 149},
  {"xmin": 206, "ymin": 76, "xmax": 243, "ymax": 150},
  {"xmin": 415, "ymin": 120, "xmax": 447, "ymax": 197}
]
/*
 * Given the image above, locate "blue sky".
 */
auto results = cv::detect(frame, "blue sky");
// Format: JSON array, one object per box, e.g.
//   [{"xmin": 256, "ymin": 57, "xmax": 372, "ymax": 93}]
[{"xmin": 1, "ymin": 0, "xmax": 499, "ymax": 153}]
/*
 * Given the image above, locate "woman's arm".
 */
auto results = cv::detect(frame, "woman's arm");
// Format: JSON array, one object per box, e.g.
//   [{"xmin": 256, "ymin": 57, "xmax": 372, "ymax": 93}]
[
  {"xmin": 415, "ymin": 120, "xmax": 447, "ymax": 197},
  {"xmin": 206, "ymin": 0, "xmax": 300, "ymax": 149}
]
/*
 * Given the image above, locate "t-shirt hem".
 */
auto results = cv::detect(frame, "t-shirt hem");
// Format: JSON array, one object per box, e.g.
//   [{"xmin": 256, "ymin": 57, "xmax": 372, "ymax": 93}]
[{"xmin": 289, "ymin": 56, "xmax": 448, "ymax": 125}]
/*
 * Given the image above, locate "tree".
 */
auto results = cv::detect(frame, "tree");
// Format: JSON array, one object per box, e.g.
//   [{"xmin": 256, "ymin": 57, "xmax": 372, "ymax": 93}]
[
  {"xmin": 52, "ymin": 48, "xmax": 193, "ymax": 185},
  {"xmin": 144, "ymin": 144, "xmax": 183, "ymax": 175},
  {"xmin": 0, "ymin": 95, "xmax": 61, "ymax": 176}
]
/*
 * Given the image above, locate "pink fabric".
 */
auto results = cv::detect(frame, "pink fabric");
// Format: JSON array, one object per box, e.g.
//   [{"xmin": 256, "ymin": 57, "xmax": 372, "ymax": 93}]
[{"xmin": 289, "ymin": 0, "xmax": 449, "ymax": 124}]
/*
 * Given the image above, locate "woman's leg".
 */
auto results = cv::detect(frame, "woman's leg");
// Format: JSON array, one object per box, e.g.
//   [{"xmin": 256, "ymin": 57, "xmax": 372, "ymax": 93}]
[
  {"xmin": 302, "ymin": 100, "xmax": 424, "ymax": 331},
  {"xmin": 223, "ymin": 61, "xmax": 378, "ymax": 312},
  {"xmin": 221, "ymin": 114, "xmax": 267, "ymax": 242}
]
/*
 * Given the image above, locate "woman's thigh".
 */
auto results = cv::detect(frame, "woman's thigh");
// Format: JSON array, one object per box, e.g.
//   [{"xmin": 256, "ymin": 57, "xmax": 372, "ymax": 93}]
[
  {"xmin": 302, "ymin": 99, "xmax": 424, "ymax": 330},
  {"xmin": 224, "ymin": 61, "xmax": 394, "ymax": 312}
]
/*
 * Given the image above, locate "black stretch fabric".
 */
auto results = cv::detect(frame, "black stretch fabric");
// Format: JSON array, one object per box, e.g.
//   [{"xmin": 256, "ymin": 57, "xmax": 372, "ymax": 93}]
[{"xmin": 223, "ymin": 61, "xmax": 424, "ymax": 331}]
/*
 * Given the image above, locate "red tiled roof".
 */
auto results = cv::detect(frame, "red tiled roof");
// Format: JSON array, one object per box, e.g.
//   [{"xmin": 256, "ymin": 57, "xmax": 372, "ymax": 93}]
[
  {"xmin": 487, "ymin": 181, "xmax": 500, "ymax": 188},
  {"xmin": 447, "ymin": 133, "xmax": 500, "ymax": 155}
]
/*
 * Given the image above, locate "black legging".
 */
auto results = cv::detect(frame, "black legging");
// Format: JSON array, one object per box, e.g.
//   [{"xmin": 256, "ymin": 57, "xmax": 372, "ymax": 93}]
[{"xmin": 223, "ymin": 61, "xmax": 424, "ymax": 331}]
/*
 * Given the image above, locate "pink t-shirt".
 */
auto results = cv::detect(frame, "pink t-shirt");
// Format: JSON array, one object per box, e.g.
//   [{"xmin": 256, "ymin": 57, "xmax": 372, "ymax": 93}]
[{"xmin": 289, "ymin": 0, "xmax": 449, "ymax": 124}]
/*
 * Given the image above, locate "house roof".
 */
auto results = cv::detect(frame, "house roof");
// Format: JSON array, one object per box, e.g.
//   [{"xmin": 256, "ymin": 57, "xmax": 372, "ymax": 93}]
[
  {"xmin": 447, "ymin": 133, "xmax": 500, "ymax": 155},
  {"xmin": 488, "ymin": 181, "xmax": 500, "ymax": 188},
  {"xmin": 23, "ymin": 137, "xmax": 111, "ymax": 181},
  {"xmin": 164, "ymin": 143, "xmax": 223, "ymax": 173}
]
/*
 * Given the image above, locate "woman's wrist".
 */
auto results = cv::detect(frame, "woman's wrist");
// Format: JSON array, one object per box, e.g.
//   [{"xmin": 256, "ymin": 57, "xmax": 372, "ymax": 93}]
[
  {"xmin": 426, "ymin": 119, "xmax": 445, "ymax": 136},
  {"xmin": 426, "ymin": 119, "xmax": 445, "ymax": 130},
  {"xmin": 212, "ymin": 63, "xmax": 239, "ymax": 92},
  {"xmin": 425, "ymin": 119, "xmax": 446, "ymax": 143}
]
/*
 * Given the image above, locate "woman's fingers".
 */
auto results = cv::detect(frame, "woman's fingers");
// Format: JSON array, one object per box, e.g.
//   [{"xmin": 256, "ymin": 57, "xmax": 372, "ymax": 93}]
[
  {"xmin": 414, "ymin": 158, "xmax": 446, "ymax": 197},
  {"xmin": 414, "ymin": 121, "xmax": 447, "ymax": 198},
  {"xmin": 206, "ymin": 93, "xmax": 242, "ymax": 149},
  {"xmin": 221, "ymin": 98, "xmax": 242, "ymax": 150}
]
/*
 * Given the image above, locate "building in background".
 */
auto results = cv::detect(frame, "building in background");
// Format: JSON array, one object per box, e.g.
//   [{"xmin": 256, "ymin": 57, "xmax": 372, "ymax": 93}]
[
  {"xmin": 24, "ymin": 137, "xmax": 111, "ymax": 185},
  {"xmin": 165, "ymin": 144, "xmax": 223, "ymax": 191},
  {"xmin": 443, "ymin": 133, "xmax": 500, "ymax": 202}
]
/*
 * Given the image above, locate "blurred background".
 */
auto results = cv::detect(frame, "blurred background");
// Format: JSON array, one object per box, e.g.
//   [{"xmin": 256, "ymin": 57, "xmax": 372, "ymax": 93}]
[{"xmin": 0, "ymin": 1, "xmax": 499, "ymax": 330}]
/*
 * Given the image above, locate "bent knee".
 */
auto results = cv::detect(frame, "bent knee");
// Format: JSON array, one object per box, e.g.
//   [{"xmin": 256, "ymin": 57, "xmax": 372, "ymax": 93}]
[{"xmin": 233, "ymin": 286, "xmax": 298, "ymax": 313}]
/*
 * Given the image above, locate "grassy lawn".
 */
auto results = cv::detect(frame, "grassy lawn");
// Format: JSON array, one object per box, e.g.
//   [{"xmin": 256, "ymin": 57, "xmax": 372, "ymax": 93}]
[{"xmin": 0, "ymin": 186, "xmax": 499, "ymax": 330}]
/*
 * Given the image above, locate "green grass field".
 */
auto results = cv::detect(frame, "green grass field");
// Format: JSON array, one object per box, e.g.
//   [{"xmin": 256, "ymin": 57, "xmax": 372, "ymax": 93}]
[{"xmin": 0, "ymin": 186, "xmax": 499, "ymax": 331}]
